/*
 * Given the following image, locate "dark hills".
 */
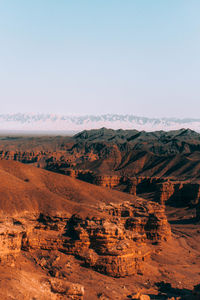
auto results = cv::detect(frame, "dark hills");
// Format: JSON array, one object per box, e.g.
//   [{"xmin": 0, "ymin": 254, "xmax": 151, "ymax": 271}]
[
  {"xmin": 1, "ymin": 128, "xmax": 200, "ymax": 179},
  {"xmin": 72, "ymin": 128, "xmax": 200, "ymax": 179},
  {"xmin": 74, "ymin": 127, "xmax": 200, "ymax": 155}
]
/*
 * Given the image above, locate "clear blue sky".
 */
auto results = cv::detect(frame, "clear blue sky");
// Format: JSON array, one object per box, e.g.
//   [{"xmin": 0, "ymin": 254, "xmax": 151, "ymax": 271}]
[{"xmin": 0, "ymin": 0, "xmax": 200, "ymax": 118}]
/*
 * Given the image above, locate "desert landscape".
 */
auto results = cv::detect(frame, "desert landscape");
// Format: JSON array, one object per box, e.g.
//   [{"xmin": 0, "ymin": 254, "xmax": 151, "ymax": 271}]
[
  {"xmin": 0, "ymin": 128, "xmax": 200, "ymax": 299},
  {"xmin": 1, "ymin": 1, "xmax": 200, "ymax": 299}
]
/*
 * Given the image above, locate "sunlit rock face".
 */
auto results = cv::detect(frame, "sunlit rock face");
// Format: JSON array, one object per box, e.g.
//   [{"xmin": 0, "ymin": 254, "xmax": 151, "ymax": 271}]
[{"xmin": 0, "ymin": 199, "xmax": 170, "ymax": 278}]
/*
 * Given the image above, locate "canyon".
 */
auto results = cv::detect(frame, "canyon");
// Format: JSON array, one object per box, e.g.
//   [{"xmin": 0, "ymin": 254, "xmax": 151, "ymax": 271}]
[
  {"xmin": 1, "ymin": 128, "xmax": 200, "ymax": 209},
  {"xmin": 0, "ymin": 128, "xmax": 200, "ymax": 299}
]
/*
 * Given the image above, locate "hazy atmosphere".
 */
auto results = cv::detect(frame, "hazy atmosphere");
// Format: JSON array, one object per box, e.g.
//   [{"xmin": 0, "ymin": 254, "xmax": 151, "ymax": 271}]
[
  {"xmin": 1, "ymin": 3, "xmax": 200, "ymax": 299},
  {"xmin": 1, "ymin": 0, "xmax": 200, "ymax": 118}
]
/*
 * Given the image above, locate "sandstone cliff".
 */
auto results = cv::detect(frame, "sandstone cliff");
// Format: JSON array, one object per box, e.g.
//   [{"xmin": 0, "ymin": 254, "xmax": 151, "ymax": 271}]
[{"xmin": 0, "ymin": 160, "xmax": 173, "ymax": 299}]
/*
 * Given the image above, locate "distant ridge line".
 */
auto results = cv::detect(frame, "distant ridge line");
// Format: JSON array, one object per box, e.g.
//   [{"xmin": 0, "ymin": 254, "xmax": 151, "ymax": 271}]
[{"xmin": 0, "ymin": 113, "xmax": 200, "ymax": 132}]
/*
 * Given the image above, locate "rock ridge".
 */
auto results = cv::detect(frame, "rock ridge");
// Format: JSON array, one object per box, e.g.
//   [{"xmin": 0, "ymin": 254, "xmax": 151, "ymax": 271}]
[{"xmin": 0, "ymin": 198, "xmax": 170, "ymax": 278}]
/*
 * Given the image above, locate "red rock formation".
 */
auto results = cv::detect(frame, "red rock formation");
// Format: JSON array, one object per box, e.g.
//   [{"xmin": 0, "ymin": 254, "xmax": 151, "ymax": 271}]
[
  {"xmin": 0, "ymin": 160, "xmax": 171, "ymax": 279},
  {"xmin": 63, "ymin": 171, "xmax": 200, "ymax": 208},
  {"xmin": 2, "ymin": 199, "xmax": 170, "ymax": 278},
  {"xmin": 92, "ymin": 174, "xmax": 121, "ymax": 188},
  {"xmin": 50, "ymin": 278, "xmax": 84, "ymax": 299}
]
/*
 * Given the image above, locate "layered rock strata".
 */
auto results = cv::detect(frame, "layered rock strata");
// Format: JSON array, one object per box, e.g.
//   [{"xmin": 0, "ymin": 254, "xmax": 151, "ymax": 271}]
[
  {"xmin": 0, "ymin": 200, "xmax": 170, "ymax": 278},
  {"xmin": 64, "ymin": 171, "xmax": 200, "ymax": 208}
]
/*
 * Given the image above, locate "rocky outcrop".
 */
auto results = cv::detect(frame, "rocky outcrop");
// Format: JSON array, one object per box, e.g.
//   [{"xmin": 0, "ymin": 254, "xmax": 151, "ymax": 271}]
[
  {"xmin": 63, "ymin": 171, "xmax": 200, "ymax": 208},
  {"xmin": 50, "ymin": 278, "xmax": 84, "ymax": 300},
  {"xmin": 0, "ymin": 220, "xmax": 24, "ymax": 260},
  {"xmin": 92, "ymin": 175, "xmax": 121, "ymax": 188},
  {"xmin": 156, "ymin": 181, "xmax": 200, "ymax": 207},
  {"xmin": 156, "ymin": 181, "xmax": 176, "ymax": 204},
  {"xmin": 0, "ymin": 199, "xmax": 171, "ymax": 278},
  {"xmin": 131, "ymin": 293, "xmax": 150, "ymax": 300},
  {"xmin": 0, "ymin": 150, "xmax": 44, "ymax": 163},
  {"xmin": 65, "ymin": 170, "xmax": 124, "ymax": 189}
]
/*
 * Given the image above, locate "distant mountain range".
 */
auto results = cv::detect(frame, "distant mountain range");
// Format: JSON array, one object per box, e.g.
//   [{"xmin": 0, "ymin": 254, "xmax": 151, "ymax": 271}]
[{"xmin": 0, "ymin": 113, "xmax": 200, "ymax": 133}]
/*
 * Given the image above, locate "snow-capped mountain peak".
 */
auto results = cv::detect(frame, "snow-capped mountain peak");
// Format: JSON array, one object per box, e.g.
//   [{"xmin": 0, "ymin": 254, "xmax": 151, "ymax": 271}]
[{"xmin": 0, "ymin": 113, "xmax": 200, "ymax": 133}]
